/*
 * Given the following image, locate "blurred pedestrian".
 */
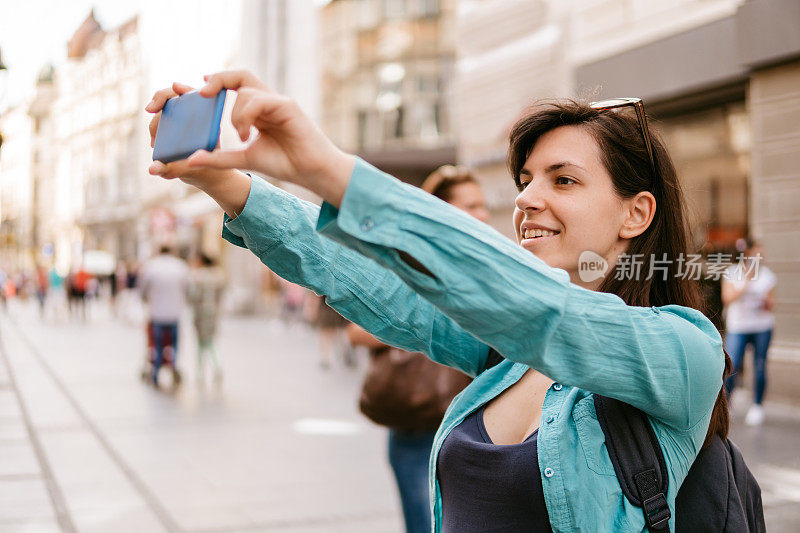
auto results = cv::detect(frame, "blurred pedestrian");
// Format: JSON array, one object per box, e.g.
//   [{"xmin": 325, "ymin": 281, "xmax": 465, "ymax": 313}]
[
  {"xmin": 138, "ymin": 245, "xmax": 189, "ymax": 387},
  {"xmin": 35, "ymin": 265, "xmax": 49, "ymax": 318},
  {"xmin": 723, "ymin": 238, "xmax": 777, "ymax": 426},
  {"xmin": 67, "ymin": 265, "xmax": 91, "ymax": 322},
  {"xmin": 280, "ymin": 279, "xmax": 305, "ymax": 325},
  {"xmin": 0, "ymin": 267, "xmax": 6, "ymax": 309},
  {"xmin": 348, "ymin": 165, "xmax": 487, "ymax": 533},
  {"xmin": 47, "ymin": 266, "xmax": 68, "ymax": 322},
  {"xmin": 109, "ymin": 260, "xmax": 126, "ymax": 317},
  {"xmin": 188, "ymin": 253, "xmax": 226, "ymax": 385},
  {"xmin": 2, "ymin": 270, "xmax": 15, "ymax": 305},
  {"xmin": 309, "ymin": 294, "xmax": 349, "ymax": 369},
  {"xmin": 119, "ymin": 259, "xmax": 142, "ymax": 323}
]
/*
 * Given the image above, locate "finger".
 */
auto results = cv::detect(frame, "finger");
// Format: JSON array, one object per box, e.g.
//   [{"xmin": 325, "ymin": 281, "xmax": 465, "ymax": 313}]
[
  {"xmin": 231, "ymin": 93, "xmax": 294, "ymax": 141},
  {"xmin": 148, "ymin": 160, "xmax": 169, "ymax": 177},
  {"xmin": 148, "ymin": 114, "xmax": 160, "ymax": 148},
  {"xmin": 149, "ymin": 159, "xmax": 194, "ymax": 179},
  {"xmin": 187, "ymin": 149, "xmax": 248, "ymax": 171},
  {"xmin": 145, "ymin": 86, "xmax": 178, "ymax": 112},
  {"xmin": 172, "ymin": 82, "xmax": 194, "ymax": 95},
  {"xmin": 199, "ymin": 70, "xmax": 268, "ymax": 97}
]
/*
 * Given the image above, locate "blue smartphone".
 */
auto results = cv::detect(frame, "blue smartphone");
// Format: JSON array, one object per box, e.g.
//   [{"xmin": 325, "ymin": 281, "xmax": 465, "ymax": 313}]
[{"xmin": 152, "ymin": 90, "xmax": 227, "ymax": 163}]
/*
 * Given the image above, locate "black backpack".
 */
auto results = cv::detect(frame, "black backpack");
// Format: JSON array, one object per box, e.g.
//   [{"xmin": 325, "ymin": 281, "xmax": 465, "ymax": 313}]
[
  {"xmin": 481, "ymin": 350, "xmax": 765, "ymax": 532},
  {"xmin": 593, "ymin": 394, "xmax": 766, "ymax": 532}
]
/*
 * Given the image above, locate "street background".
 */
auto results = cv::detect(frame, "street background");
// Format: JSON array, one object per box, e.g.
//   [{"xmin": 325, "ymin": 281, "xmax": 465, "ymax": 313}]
[{"xmin": 1, "ymin": 1, "xmax": 800, "ymax": 531}]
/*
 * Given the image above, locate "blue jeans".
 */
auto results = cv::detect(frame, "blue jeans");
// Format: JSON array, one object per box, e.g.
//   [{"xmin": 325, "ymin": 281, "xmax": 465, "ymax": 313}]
[
  {"xmin": 724, "ymin": 329, "xmax": 772, "ymax": 405},
  {"xmin": 388, "ymin": 429, "xmax": 436, "ymax": 533},
  {"xmin": 151, "ymin": 322, "xmax": 179, "ymax": 384}
]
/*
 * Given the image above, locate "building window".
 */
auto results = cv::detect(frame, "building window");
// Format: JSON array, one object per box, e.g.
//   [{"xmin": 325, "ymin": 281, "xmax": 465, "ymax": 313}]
[
  {"xmin": 412, "ymin": 101, "xmax": 439, "ymax": 142},
  {"xmin": 418, "ymin": 0, "xmax": 440, "ymax": 16},
  {"xmin": 382, "ymin": 106, "xmax": 405, "ymax": 141},
  {"xmin": 358, "ymin": 110, "xmax": 369, "ymax": 149},
  {"xmin": 417, "ymin": 73, "xmax": 439, "ymax": 94},
  {"xmin": 383, "ymin": 0, "xmax": 406, "ymax": 20}
]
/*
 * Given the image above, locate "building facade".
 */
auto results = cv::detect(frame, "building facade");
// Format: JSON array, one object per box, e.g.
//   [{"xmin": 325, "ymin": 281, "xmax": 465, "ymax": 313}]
[
  {"xmin": 320, "ymin": 0, "xmax": 459, "ymax": 184},
  {"xmin": 53, "ymin": 13, "xmax": 152, "ymax": 270},
  {"xmin": 0, "ymin": 100, "xmax": 34, "ymax": 271}
]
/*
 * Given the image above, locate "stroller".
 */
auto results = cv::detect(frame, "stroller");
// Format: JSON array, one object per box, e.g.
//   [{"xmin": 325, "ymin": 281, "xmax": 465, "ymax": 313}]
[{"xmin": 140, "ymin": 322, "xmax": 182, "ymax": 387}]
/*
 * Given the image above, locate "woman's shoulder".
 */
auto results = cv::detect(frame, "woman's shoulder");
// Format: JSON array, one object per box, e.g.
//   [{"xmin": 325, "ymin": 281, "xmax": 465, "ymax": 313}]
[{"xmin": 657, "ymin": 304, "xmax": 722, "ymax": 346}]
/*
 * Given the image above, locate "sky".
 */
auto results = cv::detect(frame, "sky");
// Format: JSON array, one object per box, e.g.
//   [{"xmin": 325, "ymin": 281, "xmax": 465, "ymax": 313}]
[
  {"xmin": 0, "ymin": 1, "xmax": 139, "ymax": 105},
  {"xmin": 0, "ymin": 0, "xmax": 244, "ymax": 108}
]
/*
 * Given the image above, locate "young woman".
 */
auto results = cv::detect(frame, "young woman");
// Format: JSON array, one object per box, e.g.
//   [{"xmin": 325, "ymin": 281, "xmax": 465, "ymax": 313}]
[
  {"xmin": 146, "ymin": 72, "xmax": 729, "ymax": 531},
  {"xmin": 722, "ymin": 238, "xmax": 776, "ymax": 426}
]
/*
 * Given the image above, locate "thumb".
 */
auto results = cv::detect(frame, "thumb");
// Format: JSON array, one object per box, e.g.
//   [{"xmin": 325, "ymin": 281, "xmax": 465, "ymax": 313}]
[{"xmin": 187, "ymin": 149, "xmax": 248, "ymax": 171}]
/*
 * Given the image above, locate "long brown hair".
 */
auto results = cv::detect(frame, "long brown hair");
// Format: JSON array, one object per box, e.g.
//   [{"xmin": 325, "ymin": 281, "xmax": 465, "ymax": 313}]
[{"xmin": 507, "ymin": 100, "xmax": 731, "ymax": 448}]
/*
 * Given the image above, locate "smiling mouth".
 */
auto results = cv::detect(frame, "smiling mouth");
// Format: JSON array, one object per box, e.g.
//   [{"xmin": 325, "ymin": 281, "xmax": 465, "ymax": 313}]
[{"xmin": 523, "ymin": 228, "xmax": 560, "ymax": 239}]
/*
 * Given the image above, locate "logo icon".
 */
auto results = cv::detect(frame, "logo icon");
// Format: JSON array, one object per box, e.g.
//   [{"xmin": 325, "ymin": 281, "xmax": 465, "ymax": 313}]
[{"xmin": 578, "ymin": 251, "xmax": 608, "ymax": 283}]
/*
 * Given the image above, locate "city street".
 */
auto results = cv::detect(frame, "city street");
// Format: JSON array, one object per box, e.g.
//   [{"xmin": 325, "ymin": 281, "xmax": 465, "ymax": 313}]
[
  {"xmin": 0, "ymin": 300, "xmax": 401, "ymax": 532},
  {"xmin": 1, "ymin": 298, "xmax": 800, "ymax": 532}
]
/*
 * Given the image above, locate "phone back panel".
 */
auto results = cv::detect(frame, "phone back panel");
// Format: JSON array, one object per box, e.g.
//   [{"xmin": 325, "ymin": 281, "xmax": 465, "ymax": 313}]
[{"xmin": 153, "ymin": 90, "xmax": 227, "ymax": 163}]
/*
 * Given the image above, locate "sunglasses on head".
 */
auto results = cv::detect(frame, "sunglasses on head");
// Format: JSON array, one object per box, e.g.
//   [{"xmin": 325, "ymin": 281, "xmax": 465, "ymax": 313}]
[{"xmin": 590, "ymin": 98, "xmax": 655, "ymax": 175}]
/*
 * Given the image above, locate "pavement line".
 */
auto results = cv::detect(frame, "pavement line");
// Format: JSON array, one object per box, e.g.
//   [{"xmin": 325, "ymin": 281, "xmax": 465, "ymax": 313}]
[
  {"xmin": 3, "ymin": 316, "xmax": 183, "ymax": 533},
  {"xmin": 0, "ymin": 323, "xmax": 77, "ymax": 533}
]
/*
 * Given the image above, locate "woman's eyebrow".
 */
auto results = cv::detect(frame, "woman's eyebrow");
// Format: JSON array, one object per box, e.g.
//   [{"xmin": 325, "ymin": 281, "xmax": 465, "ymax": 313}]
[
  {"xmin": 521, "ymin": 161, "xmax": 587, "ymax": 176},
  {"xmin": 545, "ymin": 161, "xmax": 586, "ymax": 173}
]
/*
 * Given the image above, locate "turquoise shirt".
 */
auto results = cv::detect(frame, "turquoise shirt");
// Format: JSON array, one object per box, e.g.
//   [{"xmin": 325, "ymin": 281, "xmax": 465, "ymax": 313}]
[{"xmin": 222, "ymin": 159, "xmax": 724, "ymax": 532}]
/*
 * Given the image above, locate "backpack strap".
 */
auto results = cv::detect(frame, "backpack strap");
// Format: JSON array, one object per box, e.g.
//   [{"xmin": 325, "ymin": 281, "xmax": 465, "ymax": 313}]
[{"xmin": 594, "ymin": 395, "xmax": 671, "ymax": 533}]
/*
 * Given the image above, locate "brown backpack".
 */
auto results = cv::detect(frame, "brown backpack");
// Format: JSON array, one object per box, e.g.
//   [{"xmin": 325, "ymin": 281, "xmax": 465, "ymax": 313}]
[{"xmin": 359, "ymin": 347, "xmax": 472, "ymax": 431}]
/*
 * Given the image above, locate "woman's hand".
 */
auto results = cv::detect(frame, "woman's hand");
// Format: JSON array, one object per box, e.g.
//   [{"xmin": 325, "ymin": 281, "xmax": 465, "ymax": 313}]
[
  {"xmin": 145, "ymin": 82, "xmax": 251, "ymax": 217},
  {"xmin": 185, "ymin": 70, "xmax": 355, "ymax": 207}
]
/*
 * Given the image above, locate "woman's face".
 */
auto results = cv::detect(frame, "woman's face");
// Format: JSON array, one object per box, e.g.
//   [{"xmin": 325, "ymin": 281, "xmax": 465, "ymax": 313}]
[
  {"xmin": 512, "ymin": 125, "xmax": 644, "ymax": 289},
  {"xmin": 447, "ymin": 182, "xmax": 490, "ymax": 223}
]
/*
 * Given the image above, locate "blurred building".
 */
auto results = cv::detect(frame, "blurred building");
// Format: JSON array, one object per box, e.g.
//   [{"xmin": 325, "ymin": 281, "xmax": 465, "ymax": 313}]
[
  {"xmin": 52, "ymin": 12, "xmax": 152, "ymax": 272},
  {"xmin": 320, "ymin": 0, "xmax": 458, "ymax": 184},
  {"xmin": 209, "ymin": 0, "xmax": 325, "ymax": 314},
  {"xmin": 28, "ymin": 67, "xmax": 58, "ymax": 270},
  {"xmin": 454, "ymin": 0, "xmax": 572, "ymax": 234},
  {"xmin": 0, "ymin": 100, "xmax": 34, "ymax": 271}
]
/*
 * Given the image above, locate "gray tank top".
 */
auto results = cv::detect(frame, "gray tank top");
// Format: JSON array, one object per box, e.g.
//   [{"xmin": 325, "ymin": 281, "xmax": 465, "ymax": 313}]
[{"xmin": 437, "ymin": 405, "xmax": 552, "ymax": 532}]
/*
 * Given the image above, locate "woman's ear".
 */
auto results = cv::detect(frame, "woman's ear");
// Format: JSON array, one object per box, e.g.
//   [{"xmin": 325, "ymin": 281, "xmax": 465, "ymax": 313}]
[{"xmin": 619, "ymin": 191, "xmax": 656, "ymax": 239}]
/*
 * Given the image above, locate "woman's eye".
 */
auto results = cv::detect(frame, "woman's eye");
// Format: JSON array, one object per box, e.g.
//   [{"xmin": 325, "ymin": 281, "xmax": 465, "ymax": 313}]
[
  {"xmin": 517, "ymin": 180, "xmax": 531, "ymax": 191},
  {"xmin": 555, "ymin": 176, "xmax": 575, "ymax": 185}
]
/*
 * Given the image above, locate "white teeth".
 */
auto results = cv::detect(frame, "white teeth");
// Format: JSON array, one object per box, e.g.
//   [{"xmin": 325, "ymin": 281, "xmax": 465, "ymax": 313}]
[{"xmin": 524, "ymin": 228, "xmax": 558, "ymax": 239}]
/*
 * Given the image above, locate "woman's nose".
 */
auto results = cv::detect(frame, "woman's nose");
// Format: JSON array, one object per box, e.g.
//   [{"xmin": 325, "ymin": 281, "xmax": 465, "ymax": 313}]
[{"xmin": 515, "ymin": 182, "xmax": 546, "ymax": 212}]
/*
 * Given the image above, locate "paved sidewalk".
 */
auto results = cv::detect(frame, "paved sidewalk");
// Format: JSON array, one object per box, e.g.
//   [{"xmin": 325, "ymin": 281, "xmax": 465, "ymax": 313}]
[
  {"xmin": 0, "ymin": 300, "xmax": 401, "ymax": 532},
  {"xmin": 728, "ymin": 391, "xmax": 800, "ymax": 529}
]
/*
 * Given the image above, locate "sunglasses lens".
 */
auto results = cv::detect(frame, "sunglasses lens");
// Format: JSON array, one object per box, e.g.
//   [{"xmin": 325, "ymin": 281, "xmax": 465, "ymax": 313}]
[{"xmin": 590, "ymin": 98, "xmax": 639, "ymax": 110}]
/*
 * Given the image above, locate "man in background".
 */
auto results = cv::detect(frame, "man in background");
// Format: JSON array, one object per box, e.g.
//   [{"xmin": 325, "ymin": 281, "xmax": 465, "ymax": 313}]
[{"xmin": 139, "ymin": 245, "xmax": 189, "ymax": 387}]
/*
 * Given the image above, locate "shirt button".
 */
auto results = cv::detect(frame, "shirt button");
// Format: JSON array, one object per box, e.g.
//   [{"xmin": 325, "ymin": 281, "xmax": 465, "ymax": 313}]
[
  {"xmin": 552, "ymin": 383, "xmax": 563, "ymax": 391},
  {"xmin": 360, "ymin": 217, "xmax": 374, "ymax": 232},
  {"xmin": 544, "ymin": 467, "xmax": 554, "ymax": 478},
  {"xmin": 546, "ymin": 415, "xmax": 555, "ymax": 424}
]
